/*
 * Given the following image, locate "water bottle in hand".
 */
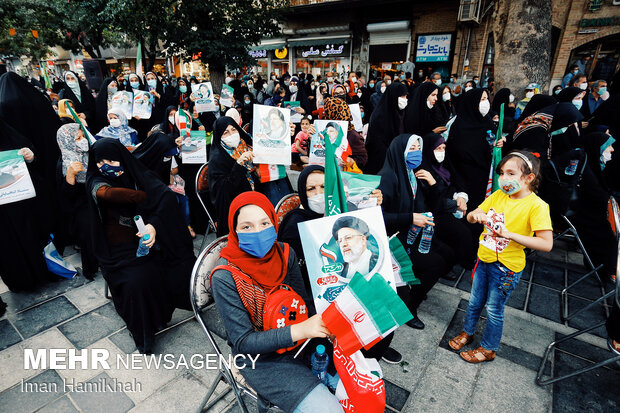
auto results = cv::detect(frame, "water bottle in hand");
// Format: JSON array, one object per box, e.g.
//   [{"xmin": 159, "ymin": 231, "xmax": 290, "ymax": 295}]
[
  {"xmin": 311, "ymin": 345, "xmax": 329, "ymax": 385},
  {"xmin": 136, "ymin": 234, "xmax": 150, "ymax": 257},
  {"xmin": 418, "ymin": 212, "xmax": 434, "ymax": 254},
  {"xmin": 565, "ymin": 159, "xmax": 579, "ymax": 176}
]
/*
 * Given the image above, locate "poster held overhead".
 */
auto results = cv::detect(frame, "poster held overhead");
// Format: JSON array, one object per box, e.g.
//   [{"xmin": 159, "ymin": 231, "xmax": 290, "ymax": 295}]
[{"xmin": 252, "ymin": 104, "xmax": 292, "ymax": 165}]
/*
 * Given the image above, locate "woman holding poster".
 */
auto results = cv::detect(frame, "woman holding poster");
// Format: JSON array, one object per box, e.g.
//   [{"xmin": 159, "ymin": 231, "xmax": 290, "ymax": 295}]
[
  {"xmin": 0, "ymin": 117, "xmax": 55, "ymax": 292},
  {"xmin": 211, "ymin": 191, "xmax": 342, "ymax": 413}
]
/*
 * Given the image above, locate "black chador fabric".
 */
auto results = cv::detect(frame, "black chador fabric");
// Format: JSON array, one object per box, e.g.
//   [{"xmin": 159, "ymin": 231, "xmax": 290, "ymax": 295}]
[
  {"xmin": 404, "ymin": 82, "xmax": 440, "ymax": 135},
  {"xmin": 94, "ymin": 77, "xmax": 117, "ymax": 134},
  {"xmin": 519, "ymin": 94, "xmax": 557, "ymax": 121},
  {"xmin": 58, "ymin": 70, "xmax": 96, "ymax": 126},
  {"xmin": 592, "ymin": 95, "xmax": 620, "ymax": 193},
  {"xmin": 556, "ymin": 87, "xmax": 582, "ymax": 103},
  {"xmin": 0, "ymin": 117, "xmax": 56, "ymax": 291},
  {"xmin": 571, "ymin": 132, "xmax": 617, "ymax": 279},
  {"xmin": 446, "ymin": 88, "xmax": 495, "ymax": 213},
  {"xmin": 208, "ymin": 116, "xmax": 257, "ymax": 236},
  {"xmin": 0, "ymin": 72, "xmax": 65, "ymax": 248},
  {"xmin": 365, "ymin": 82, "xmax": 409, "ymax": 174},
  {"xmin": 278, "ymin": 165, "xmax": 324, "ymax": 292},
  {"xmin": 491, "ymin": 88, "xmax": 516, "ymax": 134},
  {"xmin": 512, "ymin": 102, "xmax": 583, "ymax": 156},
  {"xmin": 86, "ymin": 138, "xmax": 194, "ymax": 353},
  {"xmin": 132, "ymin": 131, "xmax": 178, "ymax": 184}
]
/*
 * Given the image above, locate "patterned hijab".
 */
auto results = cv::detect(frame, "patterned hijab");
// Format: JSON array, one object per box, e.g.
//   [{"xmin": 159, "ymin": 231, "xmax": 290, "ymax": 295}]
[
  {"xmin": 56, "ymin": 123, "xmax": 88, "ymax": 183},
  {"xmin": 323, "ymin": 96, "xmax": 354, "ymax": 131},
  {"xmin": 96, "ymin": 107, "xmax": 137, "ymax": 146}
]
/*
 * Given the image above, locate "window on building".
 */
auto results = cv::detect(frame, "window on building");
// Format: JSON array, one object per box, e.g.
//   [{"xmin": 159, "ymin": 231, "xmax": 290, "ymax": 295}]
[{"xmin": 481, "ymin": 33, "xmax": 494, "ymax": 89}]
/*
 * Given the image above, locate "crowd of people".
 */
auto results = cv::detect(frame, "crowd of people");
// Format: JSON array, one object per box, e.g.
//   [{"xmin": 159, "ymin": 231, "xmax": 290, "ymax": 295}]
[{"xmin": 0, "ymin": 62, "xmax": 619, "ymax": 411}]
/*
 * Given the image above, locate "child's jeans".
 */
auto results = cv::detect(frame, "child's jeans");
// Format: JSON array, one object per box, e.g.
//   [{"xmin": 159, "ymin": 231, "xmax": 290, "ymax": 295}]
[
  {"xmin": 463, "ymin": 260, "xmax": 522, "ymax": 351},
  {"xmin": 176, "ymin": 194, "xmax": 191, "ymax": 226}
]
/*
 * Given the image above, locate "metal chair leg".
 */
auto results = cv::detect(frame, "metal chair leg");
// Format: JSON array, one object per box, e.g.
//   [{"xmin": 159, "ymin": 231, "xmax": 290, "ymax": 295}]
[{"xmin": 536, "ymin": 321, "xmax": 620, "ymax": 386}]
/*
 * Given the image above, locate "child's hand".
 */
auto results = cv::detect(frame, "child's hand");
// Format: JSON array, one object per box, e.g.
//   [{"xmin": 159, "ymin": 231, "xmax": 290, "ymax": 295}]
[
  {"xmin": 492, "ymin": 225, "xmax": 512, "ymax": 240},
  {"xmin": 470, "ymin": 211, "xmax": 487, "ymax": 224},
  {"xmin": 307, "ymin": 124, "xmax": 316, "ymax": 135}
]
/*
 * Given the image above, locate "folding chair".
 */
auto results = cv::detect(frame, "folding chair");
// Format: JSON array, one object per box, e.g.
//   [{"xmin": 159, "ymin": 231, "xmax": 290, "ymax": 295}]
[
  {"xmin": 536, "ymin": 238, "xmax": 620, "ymax": 386},
  {"xmin": 195, "ymin": 162, "xmax": 218, "ymax": 253},
  {"xmin": 274, "ymin": 193, "xmax": 300, "ymax": 225},
  {"xmin": 190, "ymin": 236, "xmax": 280, "ymax": 413}
]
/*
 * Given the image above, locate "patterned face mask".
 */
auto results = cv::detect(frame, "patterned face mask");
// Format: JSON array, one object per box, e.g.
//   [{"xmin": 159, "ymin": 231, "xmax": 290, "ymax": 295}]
[{"xmin": 99, "ymin": 163, "xmax": 124, "ymax": 178}]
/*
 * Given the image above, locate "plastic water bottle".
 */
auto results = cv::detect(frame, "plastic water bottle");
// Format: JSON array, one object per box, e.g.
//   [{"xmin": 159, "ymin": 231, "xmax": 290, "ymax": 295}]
[
  {"xmin": 453, "ymin": 209, "xmax": 464, "ymax": 219},
  {"xmin": 311, "ymin": 345, "xmax": 329, "ymax": 385},
  {"xmin": 565, "ymin": 159, "xmax": 579, "ymax": 176},
  {"xmin": 486, "ymin": 130, "xmax": 495, "ymax": 147},
  {"xmin": 418, "ymin": 212, "xmax": 434, "ymax": 254},
  {"xmin": 136, "ymin": 234, "xmax": 150, "ymax": 257},
  {"xmin": 407, "ymin": 225, "xmax": 421, "ymax": 245},
  {"xmin": 134, "ymin": 215, "xmax": 150, "ymax": 257}
]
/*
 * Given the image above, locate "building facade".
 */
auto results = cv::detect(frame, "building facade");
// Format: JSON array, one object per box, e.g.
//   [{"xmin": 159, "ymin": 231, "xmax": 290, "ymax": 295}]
[{"xmin": 247, "ymin": 0, "xmax": 619, "ymax": 89}]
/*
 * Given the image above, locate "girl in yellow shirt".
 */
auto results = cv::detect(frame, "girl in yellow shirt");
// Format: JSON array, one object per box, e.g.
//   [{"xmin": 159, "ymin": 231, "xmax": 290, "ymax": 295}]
[{"xmin": 449, "ymin": 150, "xmax": 553, "ymax": 363}]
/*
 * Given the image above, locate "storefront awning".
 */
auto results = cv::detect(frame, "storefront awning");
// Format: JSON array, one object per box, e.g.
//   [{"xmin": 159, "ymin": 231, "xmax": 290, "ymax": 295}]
[
  {"xmin": 250, "ymin": 41, "xmax": 286, "ymax": 51},
  {"xmin": 287, "ymin": 36, "xmax": 350, "ymax": 47}
]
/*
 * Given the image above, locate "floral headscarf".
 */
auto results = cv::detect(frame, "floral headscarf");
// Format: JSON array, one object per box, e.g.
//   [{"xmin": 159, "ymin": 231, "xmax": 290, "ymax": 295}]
[{"xmin": 56, "ymin": 123, "xmax": 89, "ymax": 183}]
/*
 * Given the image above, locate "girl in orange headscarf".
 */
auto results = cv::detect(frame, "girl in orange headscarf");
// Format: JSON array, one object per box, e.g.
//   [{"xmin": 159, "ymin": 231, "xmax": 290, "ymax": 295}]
[{"xmin": 211, "ymin": 192, "xmax": 342, "ymax": 413}]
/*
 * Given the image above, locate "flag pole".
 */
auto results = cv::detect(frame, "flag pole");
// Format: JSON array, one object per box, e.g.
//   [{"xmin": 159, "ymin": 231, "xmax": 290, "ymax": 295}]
[{"xmin": 293, "ymin": 339, "xmax": 311, "ymax": 359}]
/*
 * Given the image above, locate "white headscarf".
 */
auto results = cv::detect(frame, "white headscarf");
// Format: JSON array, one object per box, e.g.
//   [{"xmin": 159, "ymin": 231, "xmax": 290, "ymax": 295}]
[{"xmin": 96, "ymin": 108, "xmax": 137, "ymax": 146}]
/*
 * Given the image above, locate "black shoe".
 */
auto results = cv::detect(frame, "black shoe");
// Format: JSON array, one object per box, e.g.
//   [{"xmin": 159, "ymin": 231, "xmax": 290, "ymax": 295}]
[
  {"xmin": 442, "ymin": 271, "xmax": 458, "ymax": 281},
  {"xmin": 381, "ymin": 347, "xmax": 403, "ymax": 364},
  {"xmin": 406, "ymin": 315, "xmax": 425, "ymax": 330}
]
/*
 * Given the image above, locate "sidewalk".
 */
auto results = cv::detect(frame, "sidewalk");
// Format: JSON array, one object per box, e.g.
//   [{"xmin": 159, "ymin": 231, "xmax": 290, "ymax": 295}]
[{"xmin": 0, "ymin": 235, "xmax": 617, "ymax": 413}]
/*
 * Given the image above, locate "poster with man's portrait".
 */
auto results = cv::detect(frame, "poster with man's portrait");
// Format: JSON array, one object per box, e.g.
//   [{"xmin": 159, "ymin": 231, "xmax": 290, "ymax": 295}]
[
  {"xmin": 220, "ymin": 84, "xmax": 234, "ymax": 107},
  {"xmin": 192, "ymin": 82, "xmax": 216, "ymax": 113},
  {"xmin": 110, "ymin": 91, "xmax": 133, "ymax": 120},
  {"xmin": 309, "ymin": 119, "xmax": 349, "ymax": 166},
  {"xmin": 252, "ymin": 104, "xmax": 291, "ymax": 165},
  {"xmin": 132, "ymin": 90, "xmax": 152, "ymax": 119},
  {"xmin": 298, "ymin": 207, "xmax": 395, "ymax": 313}
]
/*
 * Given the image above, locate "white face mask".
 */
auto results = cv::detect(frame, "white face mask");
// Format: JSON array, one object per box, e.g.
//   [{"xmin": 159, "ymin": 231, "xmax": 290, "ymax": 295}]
[
  {"xmin": 351, "ymin": 77, "xmax": 357, "ymax": 83},
  {"xmin": 442, "ymin": 92, "xmax": 451, "ymax": 102},
  {"xmin": 465, "ymin": 86, "xmax": 473, "ymax": 92},
  {"xmin": 479, "ymin": 99, "xmax": 490, "ymax": 116},
  {"xmin": 525, "ymin": 91, "xmax": 535, "ymax": 99},
  {"xmin": 602, "ymin": 151, "xmax": 612, "ymax": 164},
  {"xmin": 426, "ymin": 100, "xmax": 434, "ymax": 109},
  {"xmin": 307, "ymin": 194, "xmax": 325, "ymax": 215},
  {"xmin": 357, "ymin": 91, "xmax": 362, "ymax": 98},
  {"xmin": 225, "ymin": 77, "xmax": 232, "ymax": 84},
  {"xmin": 434, "ymin": 79, "xmax": 442, "ymax": 86},
  {"xmin": 75, "ymin": 138, "xmax": 89, "ymax": 153},
  {"xmin": 434, "ymin": 150, "xmax": 445, "ymax": 163},
  {"xmin": 380, "ymin": 85, "xmax": 387, "ymax": 93},
  {"xmin": 109, "ymin": 118, "xmax": 121, "ymax": 128},
  {"xmin": 289, "ymin": 85, "xmax": 298, "ymax": 93},
  {"xmin": 385, "ymin": 80, "xmax": 392, "ymax": 85},
  {"xmin": 398, "ymin": 97, "xmax": 408, "ymax": 110},
  {"xmin": 509, "ymin": 94, "xmax": 515, "ymax": 103},
  {"xmin": 222, "ymin": 132, "xmax": 240, "ymax": 148},
  {"xmin": 578, "ymin": 83, "xmax": 588, "ymax": 90},
  {"xmin": 168, "ymin": 115, "xmax": 175, "ymax": 125},
  {"xmin": 327, "ymin": 77, "xmax": 333, "ymax": 83}
]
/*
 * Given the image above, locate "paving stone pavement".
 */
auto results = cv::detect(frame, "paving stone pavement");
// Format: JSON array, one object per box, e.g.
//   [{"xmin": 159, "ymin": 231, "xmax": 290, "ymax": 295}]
[{"xmin": 0, "ymin": 235, "xmax": 618, "ymax": 413}]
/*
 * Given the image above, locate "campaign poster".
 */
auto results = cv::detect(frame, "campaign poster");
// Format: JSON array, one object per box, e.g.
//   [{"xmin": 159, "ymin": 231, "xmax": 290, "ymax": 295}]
[
  {"xmin": 181, "ymin": 130, "xmax": 208, "ymax": 164},
  {"xmin": 192, "ymin": 82, "xmax": 216, "ymax": 113},
  {"xmin": 308, "ymin": 119, "xmax": 349, "ymax": 166},
  {"xmin": 341, "ymin": 171, "xmax": 381, "ymax": 210},
  {"xmin": 0, "ymin": 150, "xmax": 36, "ymax": 206},
  {"xmin": 348, "ymin": 103, "xmax": 363, "ymax": 132},
  {"xmin": 220, "ymin": 84, "xmax": 234, "ymax": 107},
  {"xmin": 283, "ymin": 101, "xmax": 303, "ymax": 123},
  {"xmin": 251, "ymin": 104, "xmax": 291, "ymax": 165},
  {"xmin": 132, "ymin": 90, "xmax": 152, "ymax": 119},
  {"xmin": 110, "ymin": 91, "xmax": 133, "ymax": 120},
  {"xmin": 298, "ymin": 207, "xmax": 395, "ymax": 313}
]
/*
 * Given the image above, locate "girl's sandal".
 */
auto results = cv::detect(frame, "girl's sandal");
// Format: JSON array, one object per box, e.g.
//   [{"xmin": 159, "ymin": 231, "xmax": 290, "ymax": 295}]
[
  {"xmin": 449, "ymin": 331, "xmax": 473, "ymax": 351},
  {"xmin": 460, "ymin": 347, "xmax": 496, "ymax": 364}
]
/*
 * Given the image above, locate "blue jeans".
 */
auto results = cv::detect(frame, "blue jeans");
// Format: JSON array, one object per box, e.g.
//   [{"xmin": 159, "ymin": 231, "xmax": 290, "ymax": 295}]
[
  {"xmin": 176, "ymin": 194, "xmax": 191, "ymax": 226},
  {"xmin": 292, "ymin": 383, "xmax": 342, "ymax": 413},
  {"xmin": 463, "ymin": 261, "xmax": 522, "ymax": 351}
]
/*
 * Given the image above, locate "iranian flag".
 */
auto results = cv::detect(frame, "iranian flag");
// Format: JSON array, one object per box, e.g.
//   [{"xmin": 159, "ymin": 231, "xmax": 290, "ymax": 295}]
[
  {"xmin": 136, "ymin": 41, "xmax": 144, "ymax": 78},
  {"xmin": 257, "ymin": 164, "xmax": 287, "ymax": 183},
  {"xmin": 322, "ymin": 274, "xmax": 395, "ymax": 356},
  {"xmin": 389, "ymin": 236, "xmax": 420, "ymax": 287},
  {"xmin": 324, "ymin": 131, "xmax": 348, "ymax": 216}
]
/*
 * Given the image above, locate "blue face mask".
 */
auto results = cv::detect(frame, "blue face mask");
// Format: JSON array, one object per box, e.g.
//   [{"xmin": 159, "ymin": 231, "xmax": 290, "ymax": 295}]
[
  {"xmin": 598, "ymin": 87, "xmax": 607, "ymax": 95},
  {"xmin": 98, "ymin": 163, "xmax": 124, "ymax": 178},
  {"xmin": 237, "ymin": 226, "xmax": 277, "ymax": 258},
  {"xmin": 130, "ymin": 81, "xmax": 140, "ymax": 89},
  {"xmin": 147, "ymin": 79, "xmax": 157, "ymax": 88},
  {"xmin": 179, "ymin": 85, "xmax": 187, "ymax": 94},
  {"xmin": 108, "ymin": 86, "xmax": 118, "ymax": 94},
  {"xmin": 360, "ymin": 112, "xmax": 365, "ymax": 119},
  {"xmin": 406, "ymin": 150, "xmax": 423, "ymax": 169},
  {"xmin": 571, "ymin": 99, "xmax": 582, "ymax": 110}
]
